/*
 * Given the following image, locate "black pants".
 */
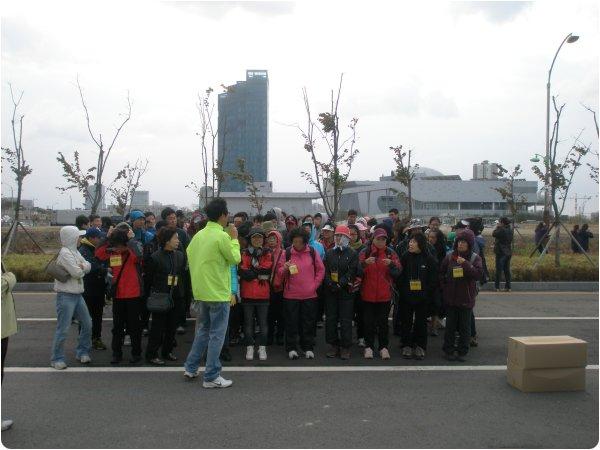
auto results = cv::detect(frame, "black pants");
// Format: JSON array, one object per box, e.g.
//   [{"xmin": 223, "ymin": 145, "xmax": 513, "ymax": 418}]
[
  {"xmin": 222, "ymin": 302, "xmax": 243, "ymax": 351},
  {"xmin": 362, "ymin": 301, "xmax": 391, "ymax": 351},
  {"xmin": 443, "ymin": 306, "xmax": 472, "ymax": 356},
  {"xmin": 145, "ymin": 297, "xmax": 182, "ymax": 359},
  {"xmin": 317, "ymin": 286, "xmax": 325, "ymax": 324},
  {"xmin": 243, "ymin": 302, "xmax": 269, "ymax": 346},
  {"xmin": 179, "ymin": 269, "xmax": 192, "ymax": 327},
  {"xmin": 353, "ymin": 292, "xmax": 364, "ymax": 340},
  {"xmin": 112, "ymin": 298, "xmax": 143, "ymax": 357},
  {"xmin": 1, "ymin": 337, "xmax": 8, "ymax": 383},
  {"xmin": 83, "ymin": 293, "xmax": 105, "ymax": 340},
  {"xmin": 494, "ymin": 254, "xmax": 512, "ymax": 289},
  {"xmin": 267, "ymin": 291, "xmax": 285, "ymax": 342},
  {"xmin": 284, "ymin": 298, "xmax": 318, "ymax": 352},
  {"xmin": 325, "ymin": 290, "xmax": 354, "ymax": 349},
  {"xmin": 471, "ymin": 310, "xmax": 477, "ymax": 338},
  {"xmin": 399, "ymin": 300, "xmax": 428, "ymax": 350},
  {"xmin": 392, "ymin": 298, "xmax": 402, "ymax": 336}
]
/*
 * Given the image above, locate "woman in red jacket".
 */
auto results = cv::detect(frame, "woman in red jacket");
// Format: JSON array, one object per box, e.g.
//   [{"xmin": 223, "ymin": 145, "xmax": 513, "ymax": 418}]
[
  {"xmin": 239, "ymin": 228, "xmax": 273, "ymax": 361},
  {"xmin": 95, "ymin": 227, "xmax": 144, "ymax": 364},
  {"xmin": 359, "ymin": 228, "xmax": 401, "ymax": 360}
]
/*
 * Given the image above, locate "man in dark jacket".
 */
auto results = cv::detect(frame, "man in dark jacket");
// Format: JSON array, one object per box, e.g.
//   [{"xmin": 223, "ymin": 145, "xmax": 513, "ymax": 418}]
[
  {"xmin": 492, "ymin": 217, "xmax": 514, "ymax": 292},
  {"xmin": 79, "ymin": 227, "xmax": 108, "ymax": 350},
  {"xmin": 440, "ymin": 229, "xmax": 483, "ymax": 361},
  {"xmin": 324, "ymin": 226, "xmax": 358, "ymax": 360}
]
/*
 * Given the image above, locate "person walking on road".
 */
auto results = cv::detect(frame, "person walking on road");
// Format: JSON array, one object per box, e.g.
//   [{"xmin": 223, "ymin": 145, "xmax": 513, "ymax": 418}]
[
  {"xmin": 183, "ymin": 198, "xmax": 241, "ymax": 388},
  {"xmin": 50, "ymin": 226, "xmax": 94, "ymax": 370},
  {"xmin": 2, "ymin": 263, "xmax": 18, "ymax": 431},
  {"xmin": 492, "ymin": 217, "xmax": 513, "ymax": 292}
]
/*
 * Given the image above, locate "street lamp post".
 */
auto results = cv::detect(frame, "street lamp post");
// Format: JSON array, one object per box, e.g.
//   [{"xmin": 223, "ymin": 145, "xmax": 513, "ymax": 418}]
[{"xmin": 544, "ymin": 33, "xmax": 579, "ymax": 225}]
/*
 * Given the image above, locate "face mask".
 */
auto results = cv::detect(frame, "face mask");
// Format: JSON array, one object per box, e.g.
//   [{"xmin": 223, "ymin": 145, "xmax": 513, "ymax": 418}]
[{"xmin": 336, "ymin": 236, "xmax": 350, "ymax": 249}]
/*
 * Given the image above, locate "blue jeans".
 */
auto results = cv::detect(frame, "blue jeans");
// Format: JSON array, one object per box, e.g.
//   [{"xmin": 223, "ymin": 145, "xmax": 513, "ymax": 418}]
[
  {"xmin": 494, "ymin": 254, "xmax": 512, "ymax": 290},
  {"xmin": 184, "ymin": 301, "xmax": 230, "ymax": 382},
  {"xmin": 51, "ymin": 292, "xmax": 92, "ymax": 363}
]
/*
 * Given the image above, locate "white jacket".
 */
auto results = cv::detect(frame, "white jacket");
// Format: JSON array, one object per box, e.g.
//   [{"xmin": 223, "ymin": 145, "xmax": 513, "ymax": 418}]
[{"xmin": 54, "ymin": 226, "xmax": 91, "ymax": 294}]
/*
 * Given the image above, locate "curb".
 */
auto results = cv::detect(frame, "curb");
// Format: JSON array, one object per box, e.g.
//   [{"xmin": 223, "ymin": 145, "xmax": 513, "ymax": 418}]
[{"xmin": 14, "ymin": 281, "xmax": 599, "ymax": 293}]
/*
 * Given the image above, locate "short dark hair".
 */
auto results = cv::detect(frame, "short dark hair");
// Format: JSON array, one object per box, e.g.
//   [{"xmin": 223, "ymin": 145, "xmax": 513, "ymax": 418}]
[
  {"xmin": 347, "ymin": 209, "xmax": 357, "ymax": 217},
  {"xmin": 389, "ymin": 208, "xmax": 399, "ymax": 215},
  {"xmin": 313, "ymin": 213, "xmax": 322, "ymax": 219},
  {"xmin": 157, "ymin": 227, "xmax": 178, "ymax": 247},
  {"xmin": 253, "ymin": 214, "xmax": 264, "ymax": 223},
  {"xmin": 233, "ymin": 212, "xmax": 248, "ymax": 220},
  {"xmin": 238, "ymin": 221, "xmax": 253, "ymax": 239},
  {"xmin": 101, "ymin": 216, "xmax": 112, "ymax": 229},
  {"xmin": 155, "ymin": 220, "xmax": 167, "ymax": 233},
  {"xmin": 88, "ymin": 214, "xmax": 100, "ymax": 222},
  {"xmin": 409, "ymin": 231, "xmax": 428, "ymax": 253},
  {"xmin": 205, "ymin": 198, "xmax": 228, "ymax": 222},
  {"xmin": 263, "ymin": 212, "xmax": 276, "ymax": 222},
  {"xmin": 429, "ymin": 216, "xmax": 441, "ymax": 224},
  {"xmin": 75, "ymin": 215, "xmax": 89, "ymax": 229},
  {"xmin": 289, "ymin": 227, "xmax": 309, "ymax": 244},
  {"xmin": 175, "ymin": 210, "xmax": 185, "ymax": 218},
  {"xmin": 367, "ymin": 217, "xmax": 378, "ymax": 227},
  {"xmin": 161, "ymin": 207, "xmax": 176, "ymax": 220},
  {"xmin": 108, "ymin": 228, "xmax": 129, "ymax": 247},
  {"xmin": 499, "ymin": 217, "xmax": 511, "ymax": 226},
  {"xmin": 144, "ymin": 211, "xmax": 155, "ymax": 218}
]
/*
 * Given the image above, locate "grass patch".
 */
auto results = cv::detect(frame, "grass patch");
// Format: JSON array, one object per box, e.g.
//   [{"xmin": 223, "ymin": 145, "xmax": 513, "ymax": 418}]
[
  {"xmin": 2, "ymin": 253, "xmax": 55, "ymax": 282},
  {"xmin": 487, "ymin": 254, "xmax": 598, "ymax": 282}
]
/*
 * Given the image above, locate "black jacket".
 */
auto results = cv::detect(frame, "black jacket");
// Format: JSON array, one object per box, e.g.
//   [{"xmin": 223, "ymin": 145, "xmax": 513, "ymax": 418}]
[
  {"xmin": 324, "ymin": 246, "xmax": 358, "ymax": 294},
  {"xmin": 145, "ymin": 248, "xmax": 186, "ymax": 299},
  {"xmin": 492, "ymin": 225, "xmax": 514, "ymax": 256},
  {"xmin": 79, "ymin": 239, "xmax": 107, "ymax": 296},
  {"xmin": 398, "ymin": 251, "xmax": 438, "ymax": 305}
]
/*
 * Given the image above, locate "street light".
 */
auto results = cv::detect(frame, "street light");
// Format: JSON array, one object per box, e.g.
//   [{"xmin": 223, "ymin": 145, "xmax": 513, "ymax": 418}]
[{"xmin": 544, "ymin": 32, "xmax": 579, "ymax": 225}]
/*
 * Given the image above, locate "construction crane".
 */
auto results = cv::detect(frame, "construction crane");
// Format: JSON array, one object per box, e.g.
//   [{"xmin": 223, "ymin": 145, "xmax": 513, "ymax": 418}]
[{"xmin": 567, "ymin": 193, "xmax": 594, "ymax": 216}]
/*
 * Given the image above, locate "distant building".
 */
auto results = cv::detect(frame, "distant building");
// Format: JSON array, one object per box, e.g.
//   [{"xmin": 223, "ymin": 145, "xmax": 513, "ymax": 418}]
[
  {"xmin": 218, "ymin": 70, "xmax": 269, "ymax": 192},
  {"xmin": 220, "ymin": 191, "xmax": 317, "ymax": 217},
  {"xmin": 1, "ymin": 198, "xmax": 34, "ymax": 210},
  {"xmin": 472, "ymin": 160, "xmax": 499, "ymax": 180},
  {"xmin": 84, "ymin": 184, "xmax": 106, "ymax": 209},
  {"xmin": 131, "ymin": 190, "xmax": 150, "ymax": 208}
]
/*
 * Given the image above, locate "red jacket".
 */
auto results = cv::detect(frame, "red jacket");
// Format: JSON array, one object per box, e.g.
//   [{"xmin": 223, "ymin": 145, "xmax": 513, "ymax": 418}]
[
  {"xmin": 239, "ymin": 248, "xmax": 273, "ymax": 301},
  {"xmin": 359, "ymin": 245, "xmax": 401, "ymax": 303},
  {"xmin": 95, "ymin": 240, "xmax": 143, "ymax": 300}
]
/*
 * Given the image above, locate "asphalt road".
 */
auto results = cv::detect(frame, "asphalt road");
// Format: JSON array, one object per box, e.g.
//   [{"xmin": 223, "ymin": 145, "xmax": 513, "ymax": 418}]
[{"xmin": 1, "ymin": 291, "xmax": 598, "ymax": 448}]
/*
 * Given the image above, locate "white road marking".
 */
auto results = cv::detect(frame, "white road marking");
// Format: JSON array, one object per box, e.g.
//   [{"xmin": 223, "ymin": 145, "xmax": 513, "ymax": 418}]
[{"xmin": 4, "ymin": 365, "xmax": 599, "ymax": 373}]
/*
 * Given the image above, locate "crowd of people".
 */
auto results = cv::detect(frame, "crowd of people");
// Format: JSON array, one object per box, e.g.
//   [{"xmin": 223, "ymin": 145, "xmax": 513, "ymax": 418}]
[{"xmin": 534, "ymin": 221, "xmax": 594, "ymax": 254}]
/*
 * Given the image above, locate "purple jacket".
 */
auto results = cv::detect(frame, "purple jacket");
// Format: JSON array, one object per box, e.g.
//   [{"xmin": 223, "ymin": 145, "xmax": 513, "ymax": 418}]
[{"xmin": 439, "ymin": 229, "xmax": 483, "ymax": 309}]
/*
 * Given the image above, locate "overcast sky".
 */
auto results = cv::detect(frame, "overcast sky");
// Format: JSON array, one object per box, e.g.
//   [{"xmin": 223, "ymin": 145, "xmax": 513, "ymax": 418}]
[{"xmin": 1, "ymin": 0, "xmax": 598, "ymax": 214}]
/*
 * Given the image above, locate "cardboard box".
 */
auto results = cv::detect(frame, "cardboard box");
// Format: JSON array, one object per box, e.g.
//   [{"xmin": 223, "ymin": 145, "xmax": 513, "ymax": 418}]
[
  {"xmin": 507, "ymin": 364, "xmax": 586, "ymax": 392},
  {"xmin": 507, "ymin": 336, "xmax": 587, "ymax": 369}
]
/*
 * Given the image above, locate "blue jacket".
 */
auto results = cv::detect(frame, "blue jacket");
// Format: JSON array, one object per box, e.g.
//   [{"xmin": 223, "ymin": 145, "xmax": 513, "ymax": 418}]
[{"xmin": 230, "ymin": 265, "xmax": 239, "ymax": 295}]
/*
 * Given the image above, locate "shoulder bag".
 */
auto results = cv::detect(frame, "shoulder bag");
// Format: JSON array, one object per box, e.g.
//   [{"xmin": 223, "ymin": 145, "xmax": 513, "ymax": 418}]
[{"xmin": 45, "ymin": 252, "xmax": 71, "ymax": 283}]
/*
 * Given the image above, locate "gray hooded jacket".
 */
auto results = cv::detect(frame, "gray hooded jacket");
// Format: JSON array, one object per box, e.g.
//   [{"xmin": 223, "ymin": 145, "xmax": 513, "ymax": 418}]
[{"xmin": 54, "ymin": 226, "xmax": 91, "ymax": 294}]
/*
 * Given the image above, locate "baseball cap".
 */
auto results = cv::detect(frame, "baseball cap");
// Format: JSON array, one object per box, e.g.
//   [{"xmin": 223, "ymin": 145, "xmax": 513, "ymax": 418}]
[
  {"xmin": 373, "ymin": 228, "xmax": 388, "ymax": 240},
  {"xmin": 322, "ymin": 224, "xmax": 335, "ymax": 232},
  {"xmin": 85, "ymin": 227, "xmax": 106, "ymax": 239},
  {"xmin": 130, "ymin": 210, "xmax": 145, "ymax": 221}
]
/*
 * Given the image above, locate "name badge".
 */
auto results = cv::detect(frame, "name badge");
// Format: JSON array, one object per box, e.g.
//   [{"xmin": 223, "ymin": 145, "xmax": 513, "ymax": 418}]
[
  {"xmin": 289, "ymin": 264, "xmax": 299, "ymax": 275},
  {"xmin": 453, "ymin": 267, "xmax": 464, "ymax": 278},
  {"xmin": 110, "ymin": 255, "xmax": 122, "ymax": 267},
  {"xmin": 409, "ymin": 280, "xmax": 422, "ymax": 291},
  {"xmin": 331, "ymin": 272, "xmax": 339, "ymax": 283}
]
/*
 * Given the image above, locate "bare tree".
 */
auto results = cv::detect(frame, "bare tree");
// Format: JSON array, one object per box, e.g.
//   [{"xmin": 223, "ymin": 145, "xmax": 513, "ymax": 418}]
[
  {"xmin": 56, "ymin": 77, "xmax": 131, "ymax": 214},
  {"xmin": 227, "ymin": 158, "xmax": 265, "ymax": 214},
  {"xmin": 109, "ymin": 159, "xmax": 149, "ymax": 216},
  {"xmin": 1, "ymin": 84, "xmax": 34, "ymax": 255},
  {"xmin": 581, "ymin": 103, "xmax": 599, "ymax": 184},
  {"xmin": 531, "ymin": 96, "xmax": 593, "ymax": 267},
  {"xmin": 492, "ymin": 164, "xmax": 527, "ymax": 222},
  {"xmin": 298, "ymin": 74, "xmax": 359, "ymax": 220},
  {"xmin": 391, "ymin": 145, "xmax": 419, "ymax": 220}
]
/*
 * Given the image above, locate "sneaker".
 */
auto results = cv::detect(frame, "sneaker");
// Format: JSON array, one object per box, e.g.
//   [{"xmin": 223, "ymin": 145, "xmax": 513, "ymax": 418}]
[
  {"xmin": 142, "ymin": 328, "xmax": 149, "ymax": 337},
  {"xmin": 176, "ymin": 326, "xmax": 186, "ymax": 335},
  {"xmin": 1, "ymin": 419, "xmax": 13, "ymax": 431},
  {"xmin": 288, "ymin": 350, "xmax": 299, "ymax": 360},
  {"xmin": 401, "ymin": 346, "xmax": 413, "ymax": 359},
  {"xmin": 305, "ymin": 350, "xmax": 315, "ymax": 359},
  {"xmin": 123, "ymin": 335, "xmax": 131, "ymax": 346},
  {"xmin": 470, "ymin": 336, "xmax": 479, "ymax": 347},
  {"xmin": 245, "ymin": 346, "xmax": 254, "ymax": 361},
  {"xmin": 326, "ymin": 345, "xmax": 339, "ymax": 358},
  {"xmin": 51, "ymin": 361, "xmax": 67, "ymax": 370},
  {"xmin": 258, "ymin": 346, "xmax": 267, "ymax": 361},
  {"xmin": 414, "ymin": 346, "xmax": 425, "ymax": 360},
  {"xmin": 364, "ymin": 347, "xmax": 374, "ymax": 359},
  {"xmin": 77, "ymin": 355, "xmax": 92, "ymax": 364},
  {"xmin": 148, "ymin": 357, "xmax": 165, "ymax": 366},
  {"xmin": 203, "ymin": 376, "xmax": 233, "ymax": 389},
  {"xmin": 184, "ymin": 369, "xmax": 201, "ymax": 380},
  {"xmin": 439, "ymin": 318, "xmax": 446, "ymax": 329},
  {"xmin": 357, "ymin": 338, "xmax": 366, "ymax": 348},
  {"xmin": 380, "ymin": 348, "xmax": 391, "ymax": 360},
  {"xmin": 495, "ymin": 288, "xmax": 501, "ymax": 292},
  {"xmin": 92, "ymin": 338, "xmax": 107, "ymax": 350},
  {"xmin": 340, "ymin": 348, "xmax": 351, "ymax": 360}
]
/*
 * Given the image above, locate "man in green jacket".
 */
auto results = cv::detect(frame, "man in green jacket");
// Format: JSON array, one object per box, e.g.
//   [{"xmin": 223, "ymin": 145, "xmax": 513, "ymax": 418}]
[{"xmin": 184, "ymin": 198, "xmax": 240, "ymax": 388}]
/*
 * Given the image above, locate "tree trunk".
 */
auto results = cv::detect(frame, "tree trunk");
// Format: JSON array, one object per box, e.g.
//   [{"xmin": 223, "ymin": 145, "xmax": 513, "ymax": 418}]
[
  {"xmin": 407, "ymin": 180, "xmax": 413, "ymax": 219},
  {"xmin": 14, "ymin": 178, "xmax": 23, "ymax": 225},
  {"xmin": 554, "ymin": 223, "xmax": 561, "ymax": 267}
]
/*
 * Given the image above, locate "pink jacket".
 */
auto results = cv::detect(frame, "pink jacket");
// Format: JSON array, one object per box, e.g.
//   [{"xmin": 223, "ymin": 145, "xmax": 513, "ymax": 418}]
[{"xmin": 276, "ymin": 245, "xmax": 325, "ymax": 300}]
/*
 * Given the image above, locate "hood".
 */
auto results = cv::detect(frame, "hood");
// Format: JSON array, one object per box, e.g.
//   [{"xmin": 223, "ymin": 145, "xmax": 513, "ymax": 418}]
[
  {"xmin": 272, "ymin": 207, "xmax": 284, "ymax": 223},
  {"xmin": 60, "ymin": 226, "xmax": 85, "ymax": 251},
  {"xmin": 267, "ymin": 230, "xmax": 283, "ymax": 248},
  {"xmin": 453, "ymin": 229, "xmax": 475, "ymax": 253}
]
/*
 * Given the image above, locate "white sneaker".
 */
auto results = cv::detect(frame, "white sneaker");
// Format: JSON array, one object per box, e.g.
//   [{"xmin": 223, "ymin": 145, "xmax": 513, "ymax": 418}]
[
  {"xmin": 51, "ymin": 361, "xmax": 67, "ymax": 370},
  {"xmin": 380, "ymin": 348, "xmax": 391, "ymax": 360},
  {"xmin": 77, "ymin": 355, "xmax": 92, "ymax": 364},
  {"xmin": 364, "ymin": 348, "xmax": 374, "ymax": 359},
  {"xmin": 245, "ymin": 346, "xmax": 254, "ymax": 361},
  {"xmin": 203, "ymin": 376, "xmax": 233, "ymax": 388},
  {"xmin": 305, "ymin": 350, "xmax": 315, "ymax": 359},
  {"xmin": 288, "ymin": 350, "xmax": 299, "ymax": 360},
  {"xmin": 183, "ymin": 369, "xmax": 201, "ymax": 380},
  {"xmin": 124, "ymin": 335, "xmax": 131, "ymax": 346},
  {"xmin": 358, "ymin": 338, "xmax": 366, "ymax": 348},
  {"xmin": 258, "ymin": 346, "xmax": 267, "ymax": 361},
  {"xmin": 1, "ymin": 419, "xmax": 13, "ymax": 431}
]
